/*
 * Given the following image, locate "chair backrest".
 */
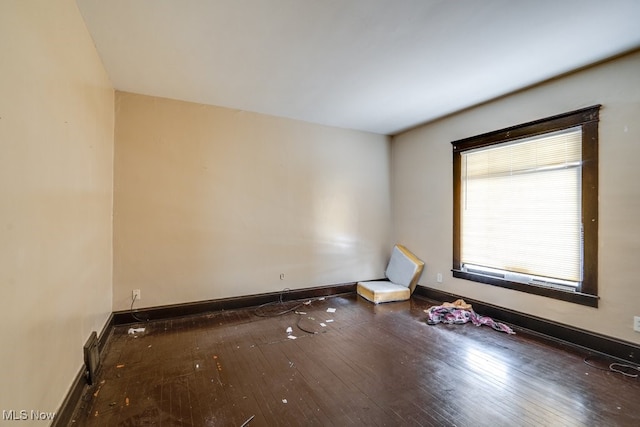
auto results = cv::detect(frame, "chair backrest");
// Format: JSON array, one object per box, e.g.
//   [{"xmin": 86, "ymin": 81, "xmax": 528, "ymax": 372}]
[{"xmin": 385, "ymin": 244, "xmax": 425, "ymax": 294}]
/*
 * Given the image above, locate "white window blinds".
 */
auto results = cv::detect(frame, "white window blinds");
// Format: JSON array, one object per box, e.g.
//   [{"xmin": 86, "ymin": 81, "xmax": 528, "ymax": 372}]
[{"xmin": 460, "ymin": 127, "xmax": 582, "ymax": 284}]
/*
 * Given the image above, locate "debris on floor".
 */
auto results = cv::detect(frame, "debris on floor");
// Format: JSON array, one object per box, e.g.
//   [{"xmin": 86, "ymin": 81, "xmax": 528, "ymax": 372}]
[
  {"xmin": 285, "ymin": 325, "xmax": 297, "ymax": 339},
  {"xmin": 240, "ymin": 415, "xmax": 255, "ymax": 427},
  {"xmin": 91, "ymin": 380, "xmax": 106, "ymax": 399},
  {"xmin": 425, "ymin": 299, "xmax": 515, "ymax": 334},
  {"xmin": 214, "ymin": 355, "xmax": 223, "ymax": 372},
  {"xmin": 442, "ymin": 299, "xmax": 472, "ymax": 310},
  {"xmin": 127, "ymin": 327, "xmax": 145, "ymax": 335}
]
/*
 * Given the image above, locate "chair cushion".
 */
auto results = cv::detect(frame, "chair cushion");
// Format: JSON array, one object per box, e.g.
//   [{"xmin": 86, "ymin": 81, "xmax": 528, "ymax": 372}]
[
  {"xmin": 357, "ymin": 281, "xmax": 411, "ymax": 304},
  {"xmin": 357, "ymin": 245, "xmax": 425, "ymax": 304}
]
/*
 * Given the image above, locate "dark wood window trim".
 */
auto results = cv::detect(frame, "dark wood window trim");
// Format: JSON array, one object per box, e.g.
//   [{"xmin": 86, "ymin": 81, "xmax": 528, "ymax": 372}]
[{"xmin": 452, "ymin": 105, "xmax": 600, "ymax": 308}]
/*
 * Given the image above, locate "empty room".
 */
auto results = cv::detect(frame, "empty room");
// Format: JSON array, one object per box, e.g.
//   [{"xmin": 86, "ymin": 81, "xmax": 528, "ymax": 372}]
[{"xmin": 2, "ymin": 0, "xmax": 640, "ymax": 426}]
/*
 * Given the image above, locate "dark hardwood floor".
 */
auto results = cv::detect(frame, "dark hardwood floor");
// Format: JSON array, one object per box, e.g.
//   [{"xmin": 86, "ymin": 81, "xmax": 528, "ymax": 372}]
[{"xmin": 69, "ymin": 294, "xmax": 640, "ymax": 426}]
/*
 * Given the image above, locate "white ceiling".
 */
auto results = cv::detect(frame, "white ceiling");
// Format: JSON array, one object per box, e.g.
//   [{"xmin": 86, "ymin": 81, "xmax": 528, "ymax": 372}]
[{"xmin": 76, "ymin": 0, "xmax": 640, "ymax": 135}]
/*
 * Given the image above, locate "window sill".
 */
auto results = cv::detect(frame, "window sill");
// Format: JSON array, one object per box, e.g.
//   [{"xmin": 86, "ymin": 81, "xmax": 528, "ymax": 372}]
[{"xmin": 452, "ymin": 269, "xmax": 599, "ymax": 308}]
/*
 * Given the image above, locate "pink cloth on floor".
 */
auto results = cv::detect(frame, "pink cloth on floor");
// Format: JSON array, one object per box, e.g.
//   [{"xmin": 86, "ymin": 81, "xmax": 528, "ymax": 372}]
[{"xmin": 425, "ymin": 305, "xmax": 515, "ymax": 334}]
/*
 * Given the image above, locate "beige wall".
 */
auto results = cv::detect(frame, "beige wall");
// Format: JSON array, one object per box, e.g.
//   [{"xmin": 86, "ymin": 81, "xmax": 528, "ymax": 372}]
[
  {"xmin": 113, "ymin": 92, "xmax": 391, "ymax": 310},
  {"xmin": 392, "ymin": 50, "xmax": 640, "ymax": 344},
  {"xmin": 0, "ymin": 0, "xmax": 114, "ymax": 418}
]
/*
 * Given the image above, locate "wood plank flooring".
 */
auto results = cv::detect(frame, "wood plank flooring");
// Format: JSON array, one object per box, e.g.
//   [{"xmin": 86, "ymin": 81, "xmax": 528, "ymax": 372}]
[{"xmin": 69, "ymin": 294, "xmax": 640, "ymax": 426}]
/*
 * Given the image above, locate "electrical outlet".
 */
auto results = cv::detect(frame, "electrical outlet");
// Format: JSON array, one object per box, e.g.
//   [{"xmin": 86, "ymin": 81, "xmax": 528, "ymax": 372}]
[
  {"xmin": 634, "ymin": 316, "xmax": 640, "ymax": 332},
  {"xmin": 280, "ymin": 273, "xmax": 285, "ymax": 280},
  {"xmin": 437, "ymin": 273, "xmax": 443, "ymax": 283},
  {"xmin": 132, "ymin": 289, "xmax": 141, "ymax": 301}
]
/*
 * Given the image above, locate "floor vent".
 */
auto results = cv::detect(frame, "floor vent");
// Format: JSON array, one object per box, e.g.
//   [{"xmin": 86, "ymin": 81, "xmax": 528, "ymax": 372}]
[{"xmin": 83, "ymin": 331, "xmax": 99, "ymax": 385}]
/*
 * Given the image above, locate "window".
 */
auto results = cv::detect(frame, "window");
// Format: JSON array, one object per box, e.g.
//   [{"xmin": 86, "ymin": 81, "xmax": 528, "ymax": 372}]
[{"xmin": 452, "ymin": 106, "xmax": 600, "ymax": 307}]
